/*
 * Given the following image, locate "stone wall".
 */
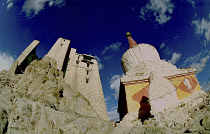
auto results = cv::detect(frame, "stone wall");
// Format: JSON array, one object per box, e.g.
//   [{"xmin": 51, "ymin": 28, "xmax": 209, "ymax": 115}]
[
  {"xmin": 119, "ymin": 68, "xmax": 201, "ymax": 121},
  {"xmin": 65, "ymin": 50, "xmax": 109, "ymax": 120},
  {"xmin": 167, "ymin": 72, "xmax": 201, "ymax": 100},
  {"xmin": 148, "ymin": 71, "xmax": 178, "ymax": 115}
]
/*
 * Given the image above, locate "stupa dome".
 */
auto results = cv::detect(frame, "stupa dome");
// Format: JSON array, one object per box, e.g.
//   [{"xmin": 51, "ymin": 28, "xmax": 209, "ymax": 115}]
[{"xmin": 121, "ymin": 33, "xmax": 160, "ymax": 73}]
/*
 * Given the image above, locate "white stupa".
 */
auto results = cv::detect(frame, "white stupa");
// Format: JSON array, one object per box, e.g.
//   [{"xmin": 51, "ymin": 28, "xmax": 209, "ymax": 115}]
[{"xmin": 118, "ymin": 32, "xmax": 200, "ymax": 121}]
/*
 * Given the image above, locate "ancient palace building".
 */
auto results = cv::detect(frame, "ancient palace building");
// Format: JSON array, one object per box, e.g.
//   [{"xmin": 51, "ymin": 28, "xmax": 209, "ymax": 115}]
[{"xmin": 118, "ymin": 32, "xmax": 201, "ymax": 121}]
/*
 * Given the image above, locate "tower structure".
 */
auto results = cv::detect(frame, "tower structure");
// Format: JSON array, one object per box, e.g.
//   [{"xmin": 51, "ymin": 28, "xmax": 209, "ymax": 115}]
[
  {"xmin": 118, "ymin": 32, "xmax": 201, "ymax": 121},
  {"xmin": 46, "ymin": 38, "xmax": 108, "ymax": 120},
  {"xmin": 64, "ymin": 48, "xmax": 109, "ymax": 120},
  {"xmin": 46, "ymin": 38, "xmax": 71, "ymax": 70}
]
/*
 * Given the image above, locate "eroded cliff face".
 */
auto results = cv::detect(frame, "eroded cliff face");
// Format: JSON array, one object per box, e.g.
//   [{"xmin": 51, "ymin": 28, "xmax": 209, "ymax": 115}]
[
  {"xmin": 0, "ymin": 56, "xmax": 210, "ymax": 134},
  {"xmin": 0, "ymin": 57, "xmax": 113, "ymax": 134}
]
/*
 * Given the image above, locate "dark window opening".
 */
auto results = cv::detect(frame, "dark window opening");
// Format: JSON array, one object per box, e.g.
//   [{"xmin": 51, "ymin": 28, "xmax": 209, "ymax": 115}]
[
  {"xmin": 82, "ymin": 54, "xmax": 94, "ymax": 64},
  {"xmin": 59, "ymin": 90, "xmax": 64, "ymax": 98},
  {"xmin": 87, "ymin": 63, "xmax": 90, "ymax": 67},
  {"xmin": 83, "ymin": 55, "xmax": 93, "ymax": 61},
  {"xmin": 86, "ymin": 79, "xmax": 89, "ymax": 83},
  {"xmin": 3, "ymin": 120, "xmax": 8, "ymax": 133},
  {"xmin": 87, "ymin": 70, "xmax": 89, "ymax": 75}
]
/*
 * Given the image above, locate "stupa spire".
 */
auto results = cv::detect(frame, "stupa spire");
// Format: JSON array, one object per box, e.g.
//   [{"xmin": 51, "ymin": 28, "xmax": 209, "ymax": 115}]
[{"xmin": 126, "ymin": 32, "xmax": 138, "ymax": 48}]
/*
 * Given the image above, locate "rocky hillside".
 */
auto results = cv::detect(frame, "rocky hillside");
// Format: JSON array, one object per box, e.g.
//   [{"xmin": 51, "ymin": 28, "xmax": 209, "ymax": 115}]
[
  {"xmin": 0, "ymin": 56, "xmax": 209, "ymax": 134},
  {"xmin": 0, "ymin": 57, "xmax": 113, "ymax": 134}
]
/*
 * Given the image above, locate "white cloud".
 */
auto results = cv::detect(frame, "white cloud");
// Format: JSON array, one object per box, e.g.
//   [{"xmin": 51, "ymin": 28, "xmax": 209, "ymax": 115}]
[
  {"xmin": 92, "ymin": 55, "xmax": 103, "ymax": 70},
  {"xmin": 104, "ymin": 56, "xmax": 111, "ymax": 61},
  {"xmin": 201, "ymin": 78, "xmax": 210, "ymax": 92},
  {"xmin": 97, "ymin": 62, "xmax": 103, "ymax": 70},
  {"xmin": 110, "ymin": 75, "xmax": 121, "ymax": 100},
  {"xmin": 192, "ymin": 16, "xmax": 210, "ymax": 42},
  {"xmin": 5, "ymin": 0, "xmax": 13, "ymax": 10},
  {"xmin": 190, "ymin": 55, "xmax": 209, "ymax": 75},
  {"xmin": 104, "ymin": 96, "xmax": 111, "ymax": 102},
  {"xmin": 104, "ymin": 96, "xmax": 111, "ymax": 105},
  {"xmin": 184, "ymin": 50, "xmax": 210, "ymax": 75},
  {"xmin": 48, "ymin": 1, "xmax": 54, "ymax": 6},
  {"xmin": 107, "ymin": 106, "xmax": 120, "ymax": 121},
  {"xmin": 205, "ymin": 26, "xmax": 210, "ymax": 42},
  {"xmin": 185, "ymin": 52, "xmax": 202, "ymax": 63},
  {"xmin": 140, "ymin": 0, "xmax": 175, "ymax": 25},
  {"xmin": 88, "ymin": 54, "xmax": 103, "ymax": 70},
  {"xmin": 0, "ymin": 51, "xmax": 15, "ymax": 71},
  {"xmin": 168, "ymin": 52, "xmax": 182, "ymax": 64},
  {"xmin": 203, "ymin": 40, "xmax": 207, "ymax": 47},
  {"xmin": 21, "ymin": 0, "xmax": 65, "ymax": 17},
  {"xmin": 7, "ymin": 2, "xmax": 13, "ymax": 10},
  {"xmin": 102, "ymin": 42, "xmax": 122, "ymax": 55},
  {"xmin": 186, "ymin": 0, "xmax": 196, "ymax": 7},
  {"xmin": 164, "ymin": 46, "xmax": 172, "ymax": 54},
  {"xmin": 160, "ymin": 42, "xmax": 165, "ymax": 49}
]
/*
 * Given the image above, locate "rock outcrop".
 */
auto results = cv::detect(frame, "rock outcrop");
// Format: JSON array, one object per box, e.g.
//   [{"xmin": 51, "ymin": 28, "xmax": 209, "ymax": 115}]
[{"xmin": 0, "ymin": 57, "xmax": 113, "ymax": 134}]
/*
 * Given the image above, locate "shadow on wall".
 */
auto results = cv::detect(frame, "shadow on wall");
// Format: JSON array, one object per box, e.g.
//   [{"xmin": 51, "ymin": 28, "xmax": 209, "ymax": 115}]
[
  {"xmin": 138, "ymin": 96, "xmax": 152, "ymax": 123},
  {"xmin": 15, "ymin": 49, "xmax": 39, "ymax": 74},
  {"xmin": 118, "ymin": 83, "xmax": 128, "ymax": 121}
]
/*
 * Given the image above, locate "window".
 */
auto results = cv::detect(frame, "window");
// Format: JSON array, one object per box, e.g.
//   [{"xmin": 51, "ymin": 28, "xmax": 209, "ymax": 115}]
[
  {"xmin": 87, "ymin": 70, "xmax": 89, "ymax": 75},
  {"xmin": 87, "ymin": 63, "xmax": 90, "ymax": 67},
  {"xmin": 86, "ymin": 79, "xmax": 89, "ymax": 83},
  {"xmin": 82, "ymin": 54, "xmax": 94, "ymax": 64}
]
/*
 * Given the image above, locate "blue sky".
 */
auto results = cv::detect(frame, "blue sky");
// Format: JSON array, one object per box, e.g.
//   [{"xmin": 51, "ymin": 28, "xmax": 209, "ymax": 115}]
[{"xmin": 0, "ymin": 0, "xmax": 210, "ymax": 121}]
